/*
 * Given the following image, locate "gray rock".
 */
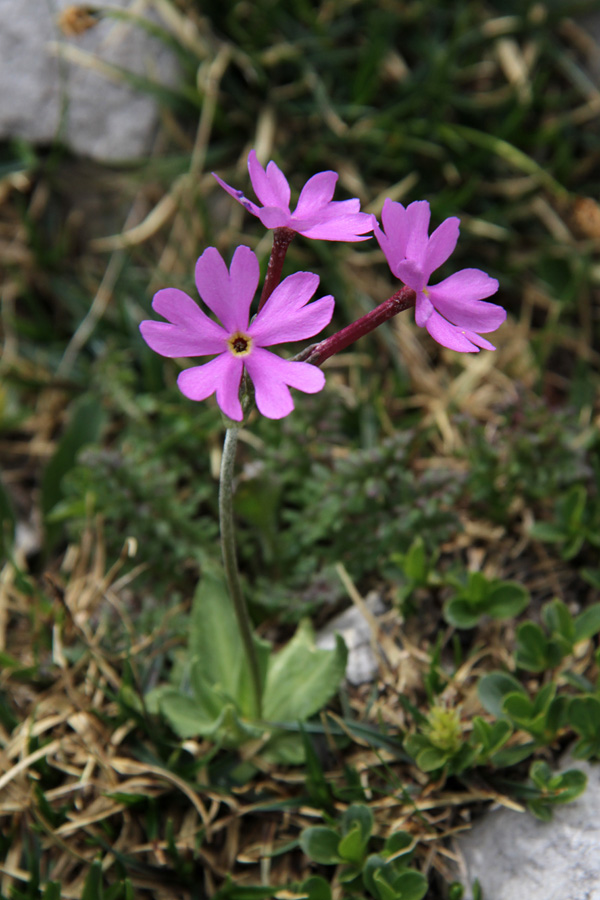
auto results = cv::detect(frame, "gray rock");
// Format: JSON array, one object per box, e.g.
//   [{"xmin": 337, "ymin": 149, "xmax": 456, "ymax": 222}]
[
  {"xmin": 458, "ymin": 756, "xmax": 600, "ymax": 900},
  {"xmin": 0, "ymin": 0, "xmax": 180, "ymax": 160},
  {"xmin": 316, "ymin": 593, "xmax": 385, "ymax": 685}
]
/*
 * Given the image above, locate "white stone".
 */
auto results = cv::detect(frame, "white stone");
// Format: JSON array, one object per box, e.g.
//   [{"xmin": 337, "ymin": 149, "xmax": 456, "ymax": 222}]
[
  {"xmin": 316, "ymin": 593, "xmax": 385, "ymax": 685},
  {"xmin": 458, "ymin": 755, "xmax": 600, "ymax": 900},
  {"xmin": 0, "ymin": 0, "xmax": 180, "ymax": 160}
]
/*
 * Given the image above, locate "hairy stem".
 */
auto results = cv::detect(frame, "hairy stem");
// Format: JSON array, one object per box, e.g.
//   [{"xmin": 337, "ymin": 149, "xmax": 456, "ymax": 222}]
[
  {"xmin": 258, "ymin": 227, "xmax": 295, "ymax": 311},
  {"xmin": 219, "ymin": 426, "xmax": 262, "ymax": 717},
  {"xmin": 298, "ymin": 286, "xmax": 416, "ymax": 366}
]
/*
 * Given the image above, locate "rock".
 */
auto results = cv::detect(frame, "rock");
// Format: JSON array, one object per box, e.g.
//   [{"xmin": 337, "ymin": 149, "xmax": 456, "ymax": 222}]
[
  {"xmin": 0, "ymin": 0, "xmax": 180, "ymax": 161},
  {"xmin": 458, "ymin": 755, "xmax": 600, "ymax": 900},
  {"xmin": 316, "ymin": 593, "xmax": 385, "ymax": 685}
]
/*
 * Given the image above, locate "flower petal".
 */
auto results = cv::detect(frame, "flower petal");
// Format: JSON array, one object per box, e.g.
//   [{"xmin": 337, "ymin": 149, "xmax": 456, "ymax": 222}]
[
  {"xmin": 245, "ymin": 348, "xmax": 325, "ymax": 419},
  {"xmin": 414, "ymin": 293, "xmax": 434, "ymax": 327},
  {"xmin": 428, "ymin": 269, "xmax": 504, "ymax": 331},
  {"xmin": 257, "ymin": 206, "xmax": 292, "ymax": 230},
  {"xmin": 252, "ymin": 297, "xmax": 334, "ymax": 345},
  {"xmin": 195, "ymin": 246, "xmax": 258, "ymax": 333},
  {"xmin": 375, "ymin": 199, "xmax": 409, "ymax": 273},
  {"xmin": 381, "ymin": 198, "xmax": 408, "ymax": 244},
  {"xmin": 249, "ymin": 271, "xmax": 334, "ymax": 344},
  {"xmin": 177, "ymin": 353, "xmax": 244, "ymax": 420},
  {"xmin": 139, "ymin": 320, "xmax": 225, "ymax": 358},
  {"xmin": 424, "ymin": 216, "xmax": 460, "ymax": 278},
  {"xmin": 140, "ymin": 288, "xmax": 227, "ymax": 357},
  {"xmin": 395, "ymin": 258, "xmax": 428, "ymax": 293},
  {"xmin": 254, "ymin": 270, "xmax": 319, "ymax": 317},
  {"xmin": 248, "ymin": 151, "xmax": 290, "ymax": 210},
  {"xmin": 424, "ymin": 309, "xmax": 486, "ymax": 352},
  {"xmin": 228, "ymin": 245, "xmax": 261, "ymax": 326},
  {"xmin": 296, "ymin": 211, "xmax": 374, "ymax": 241},
  {"xmin": 293, "ymin": 171, "xmax": 338, "ymax": 217},
  {"xmin": 405, "ymin": 201, "xmax": 431, "ymax": 267},
  {"xmin": 212, "ymin": 173, "xmax": 261, "ymax": 217}
]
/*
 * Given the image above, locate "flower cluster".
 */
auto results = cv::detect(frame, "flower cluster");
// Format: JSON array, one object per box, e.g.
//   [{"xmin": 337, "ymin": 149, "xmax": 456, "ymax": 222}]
[
  {"xmin": 374, "ymin": 199, "xmax": 505, "ymax": 352},
  {"xmin": 140, "ymin": 151, "xmax": 507, "ymax": 420},
  {"xmin": 140, "ymin": 246, "xmax": 333, "ymax": 421}
]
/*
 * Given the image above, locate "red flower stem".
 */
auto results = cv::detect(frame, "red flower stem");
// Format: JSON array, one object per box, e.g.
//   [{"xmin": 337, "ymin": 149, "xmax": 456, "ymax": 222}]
[
  {"xmin": 257, "ymin": 227, "xmax": 295, "ymax": 312},
  {"xmin": 302, "ymin": 286, "xmax": 416, "ymax": 366}
]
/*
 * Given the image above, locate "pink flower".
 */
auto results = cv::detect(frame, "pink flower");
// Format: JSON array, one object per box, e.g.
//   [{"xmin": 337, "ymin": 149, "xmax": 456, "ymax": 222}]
[
  {"xmin": 374, "ymin": 199, "xmax": 506, "ymax": 352},
  {"xmin": 140, "ymin": 246, "xmax": 334, "ymax": 421},
  {"xmin": 213, "ymin": 150, "xmax": 374, "ymax": 241}
]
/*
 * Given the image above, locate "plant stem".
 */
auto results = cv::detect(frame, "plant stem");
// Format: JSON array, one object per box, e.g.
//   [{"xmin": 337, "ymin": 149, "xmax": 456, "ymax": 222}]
[
  {"xmin": 257, "ymin": 227, "xmax": 295, "ymax": 312},
  {"xmin": 300, "ymin": 286, "xmax": 416, "ymax": 366},
  {"xmin": 219, "ymin": 426, "xmax": 262, "ymax": 717}
]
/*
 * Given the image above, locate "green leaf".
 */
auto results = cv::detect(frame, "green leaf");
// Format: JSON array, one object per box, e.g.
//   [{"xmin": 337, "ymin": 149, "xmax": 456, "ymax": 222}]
[
  {"xmin": 502, "ymin": 692, "xmax": 533, "ymax": 722},
  {"xmin": 338, "ymin": 823, "xmax": 366, "ymax": 866},
  {"xmin": 299, "ymin": 877, "xmax": 332, "ymax": 900},
  {"xmin": 571, "ymin": 737, "xmax": 600, "ymax": 760},
  {"xmin": 263, "ymin": 620, "xmax": 347, "ymax": 722},
  {"xmin": 559, "ymin": 484, "xmax": 587, "ymax": 527},
  {"xmin": 528, "ymin": 798, "xmax": 553, "ymax": 821},
  {"xmin": 341, "ymin": 803, "xmax": 374, "ymax": 844},
  {"xmin": 403, "ymin": 537, "xmax": 428, "ymax": 582},
  {"xmin": 383, "ymin": 831, "xmax": 414, "ymax": 860},
  {"xmin": 299, "ymin": 827, "xmax": 341, "ymax": 865},
  {"xmin": 189, "ymin": 566, "xmax": 270, "ymax": 719},
  {"xmin": 478, "ymin": 672, "xmax": 526, "ymax": 718},
  {"xmin": 472, "ymin": 718, "xmax": 512, "ymax": 757},
  {"xmin": 390, "ymin": 870, "xmax": 428, "ymax": 900},
  {"xmin": 568, "ymin": 696, "xmax": 600, "ymax": 739},
  {"xmin": 42, "ymin": 884, "xmax": 62, "ymax": 900},
  {"xmin": 529, "ymin": 759, "xmax": 552, "ymax": 789},
  {"xmin": 443, "ymin": 598, "xmax": 481, "ymax": 629},
  {"xmin": 490, "ymin": 741, "xmax": 536, "ymax": 768},
  {"xmin": 364, "ymin": 856, "xmax": 427, "ymax": 900},
  {"xmin": 574, "ymin": 604, "xmax": 600, "ymax": 643},
  {"xmin": 155, "ymin": 689, "xmax": 263, "ymax": 745},
  {"xmin": 148, "ymin": 686, "xmax": 218, "ymax": 737},
  {"xmin": 81, "ymin": 861, "xmax": 104, "ymax": 900},
  {"xmin": 582, "ymin": 569, "xmax": 600, "ymax": 590},
  {"xmin": 542, "ymin": 599, "xmax": 575, "ymax": 644},
  {"xmin": 563, "ymin": 533, "xmax": 585, "ymax": 560},
  {"xmin": 545, "ymin": 695, "xmax": 569, "ymax": 736},
  {"xmin": 515, "ymin": 622, "xmax": 562, "ymax": 672},
  {"xmin": 529, "ymin": 522, "xmax": 567, "ymax": 543},
  {"xmin": 487, "ymin": 582, "xmax": 529, "ymax": 619},
  {"xmin": 416, "ymin": 745, "xmax": 449, "ymax": 772},
  {"xmin": 531, "ymin": 682, "xmax": 556, "ymax": 717},
  {"xmin": 372, "ymin": 870, "xmax": 399, "ymax": 900},
  {"xmin": 363, "ymin": 857, "xmax": 392, "ymax": 900}
]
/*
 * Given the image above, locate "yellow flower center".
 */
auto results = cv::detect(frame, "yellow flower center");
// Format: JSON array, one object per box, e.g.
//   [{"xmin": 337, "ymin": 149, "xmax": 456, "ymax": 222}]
[{"xmin": 227, "ymin": 331, "xmax": 253, "ymax": 357}]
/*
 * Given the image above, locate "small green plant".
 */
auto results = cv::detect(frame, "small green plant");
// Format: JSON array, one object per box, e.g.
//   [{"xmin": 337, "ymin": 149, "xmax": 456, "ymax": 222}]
[
  {"xmin": 567, "ymin": 696, "xmax": 600, "ymax": 760},
  {"xmin": 515, "ymin": 599, "xmax": 600, "ymax": 672},
  {"xmin": 405, "ymin": 704, "xmax": 516, "ymax": 774},
  {"xmin": 300, "ymin": 804, "xmax": 428, "ymax": 900},
  {"xmin": 387, "ymin": 536, "xmax": 442, "ymax": 608},
  {"xmin": 404, "ymin": 705, "xmax": 473, "ymax": 773},
  {"xmin": 530, "ymin": 484, "xmax": 600, "ymax": 560},
  {"xmin": 525, "ymin": 760, "xmax": 587, "ymax": 822},
  {"xmin": 146, "ymin": 566, "xmax": 347, "ymax": 763},
  {"xmin": 443, "ymin": 571, "xmax": 529, "ymax": 629}
]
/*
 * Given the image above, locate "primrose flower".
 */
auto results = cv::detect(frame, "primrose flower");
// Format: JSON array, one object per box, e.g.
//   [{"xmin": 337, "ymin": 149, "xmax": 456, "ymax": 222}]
[
  {"xmin": 140, "ymin": 246, "xmax": 334, "ymax": 421},
  {"xmin": 213, "ymin": 150, "xmax": 374, "ymax": 241},
  {"xmin": 374, "ymin": 199, "xmax": 506, "ymax": 352}
]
